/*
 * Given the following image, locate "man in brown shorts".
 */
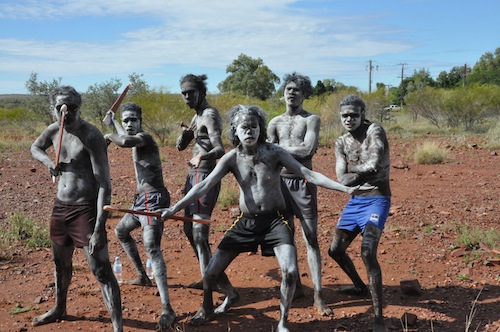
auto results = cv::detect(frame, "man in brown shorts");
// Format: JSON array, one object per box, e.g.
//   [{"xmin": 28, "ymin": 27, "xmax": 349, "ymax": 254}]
[{"xmin": 30, "ymin": 86, "xmax": 122, "ymax": 332}]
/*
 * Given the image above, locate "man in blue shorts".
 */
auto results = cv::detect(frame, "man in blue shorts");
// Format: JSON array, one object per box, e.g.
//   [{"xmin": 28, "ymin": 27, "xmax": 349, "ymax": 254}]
[
  {"xmin": 161, "ymin": 105, "xmax": 360, "ymax": 332},
  {"xmin": 328, "ymin": 95, "xmax": 391, "ymax": 332},
  {"xmin": 105, "ymin": 102, "xmax": 177, "ymax": 330},
  {"xmin": 176, "ymin": 74, "xmax": 225, "ymax": 289}
]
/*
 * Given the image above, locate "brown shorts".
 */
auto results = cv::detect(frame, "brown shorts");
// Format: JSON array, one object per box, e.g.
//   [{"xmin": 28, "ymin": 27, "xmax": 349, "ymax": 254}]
[{"xmin": 50, "ymin": 199, "xmax": 96, "ymax": 248}]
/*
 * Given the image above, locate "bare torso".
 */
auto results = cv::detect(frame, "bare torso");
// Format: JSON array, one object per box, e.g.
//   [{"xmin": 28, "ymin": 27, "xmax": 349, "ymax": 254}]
[
  {"xmin": 132, "ymin": 132, "xmax": 165, "ymax": 193},
  {"xmin": 267, "ymin": 110, "xmax": 320, "ymax": 175},
  {"xmin": 34, "ymin": 121, "xmax": 110, "ymax": 202},
  {"xmin": 227, "ymin": 143, "xmax": 288, "ymax": 214},
  {"xmin": 188, "ymin": 107, "xmax": 223, "ymax": 171}
]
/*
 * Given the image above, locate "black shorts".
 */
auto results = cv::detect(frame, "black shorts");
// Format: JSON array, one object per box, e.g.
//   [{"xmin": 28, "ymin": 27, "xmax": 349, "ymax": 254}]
[
  {"xmin": 184, "ymin": 169, "xmax": 220, "ymax": 216},
  {"xmin": 218, "ymin": 211, "xmax": 293, "ymax": 256},
  {"xmin": 281, "ymin": 176, "xmax": 318, "ymax": 220}
]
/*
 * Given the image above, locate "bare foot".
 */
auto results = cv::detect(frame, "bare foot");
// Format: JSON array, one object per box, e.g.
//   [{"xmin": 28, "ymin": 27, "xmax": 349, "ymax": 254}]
[
  {"xmin": 156, "ymin": 309, "xmax": 177, "ymax": 331},
  {"xmin": 126, "ymin": 275, "xmax": 153, "ymax": 286},
  {"xmin": 214, "ymin": 291, "xmax": 240, "ymax": 314},
  {"xmin": 186, "ymin": 279, "xmax": 203, "ymax": 290},
  {"xmin": 189, "ymin": 308, "xmax": 214, "ymax": 326},
  {"xmin": 32, "ymin": 307, "xmax": 66, "ymax": 326},
  {"xmin": 336, "ymin": 285, "xmax": 369, "ymax": 296},
  {"xmin": 314, "ymin": 295, "xmax": 333, "ymax": 316}
]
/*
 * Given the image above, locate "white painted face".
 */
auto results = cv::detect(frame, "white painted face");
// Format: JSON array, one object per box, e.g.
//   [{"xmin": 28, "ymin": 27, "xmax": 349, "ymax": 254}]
[
  {"xmin": 180, "ymin": 81, "xmax": 202, "ymax": 109},
  {"xmin": 121, "ymin": 110, "xmax": 141, "ymax": 135},
  {"xmin": 284, "ymin": 81, "xmax": 305, "ymax": 108},
  {"xmin": 236, "ymin": 114, "xmax": 260, "ymax": 147},
  {"xmin": 54, "ymin": 95, "xmax": 80, "ymax": 126},
  {"xmin": 340, "ymin": 105, "xmax": 363, "ymax": 132}
]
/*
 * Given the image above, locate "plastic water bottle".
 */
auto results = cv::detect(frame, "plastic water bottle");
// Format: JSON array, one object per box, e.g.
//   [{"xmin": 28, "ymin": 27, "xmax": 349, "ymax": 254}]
[
  {"xmin": 113, "ymin": 256, "xmax": 123, "ymax": 284},
  {"xmin": 146, "ymin": 259, "xmax": 154, "ymax": 279}
]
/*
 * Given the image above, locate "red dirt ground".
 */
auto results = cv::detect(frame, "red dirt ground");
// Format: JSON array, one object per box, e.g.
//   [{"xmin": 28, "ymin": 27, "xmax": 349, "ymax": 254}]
[{"xmin": 0, "ymin": 134, "xmax": 499, "ymax": 332}]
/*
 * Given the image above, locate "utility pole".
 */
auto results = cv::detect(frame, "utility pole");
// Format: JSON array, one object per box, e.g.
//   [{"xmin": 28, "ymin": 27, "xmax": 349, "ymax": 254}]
[
  {"xmin": 366, "ymin": 60, "xmax": 378, "ymax": 93},
  {"xmin": 463, "ymin": 63, "xmax": 468, "ymax": 87},
  {"xmin": 398, "ymin": 63, "xmax": 407, "ymax": 107}
]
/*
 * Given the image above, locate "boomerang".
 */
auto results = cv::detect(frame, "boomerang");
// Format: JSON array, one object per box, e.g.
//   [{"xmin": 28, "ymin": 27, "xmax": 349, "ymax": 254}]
[
  {"xmin": 103, "ymin": 205, "xmax": 213, "ymax": 225},
  {"xmin": 102, "ymin": 83, "xmax": 131, "ymax": 125}
]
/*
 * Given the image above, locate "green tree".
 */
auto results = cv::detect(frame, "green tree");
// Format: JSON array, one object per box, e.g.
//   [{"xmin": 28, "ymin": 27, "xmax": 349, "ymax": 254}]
[
  {"xmin": 218, "ymin": 54, "xmax": 279, "ymax": 100},
  {"xmin": 25, "ymin": 72, "xmax": 62, "ymax": 124},
  {"xmin": 443, "ymin": 85, "xmax": 500, "ymax": 130},
  {"xmin": 84, "ymin": 78, "xmax": 123, "ymax": 127},
  {"xmin": 436, "ymin": 66, "xmax": 470, "ymax": 88},
  {"xmin": 397, "ymin": 68, "xmax": 436, "ymax": 111},
  {"xmin": 406, "ymin": 87, "xmax": 446, "ymax": 128},
  {"xmin": 313, "ymin": 80, "xmax": 327, "ymax": 96},
  {"xmin": 468, "ymin": 47, "xmax": 500, "ymax": 86}
]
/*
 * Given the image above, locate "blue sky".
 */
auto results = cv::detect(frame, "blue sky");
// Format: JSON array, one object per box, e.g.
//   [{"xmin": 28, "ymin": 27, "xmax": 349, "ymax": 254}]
[{"xmin": 0, "ymin": 0, "xmax": 498, "ymax": 95}]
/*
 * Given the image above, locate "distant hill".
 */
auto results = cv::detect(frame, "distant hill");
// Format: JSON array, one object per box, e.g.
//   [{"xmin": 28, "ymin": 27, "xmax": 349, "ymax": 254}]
[
  {"xmin": 0, "ymin": 94, "xmax": 29, "ymax": 108},
  {"xmin": 0, "ymin": 94, "xmax": 28, "ymax": 101}
]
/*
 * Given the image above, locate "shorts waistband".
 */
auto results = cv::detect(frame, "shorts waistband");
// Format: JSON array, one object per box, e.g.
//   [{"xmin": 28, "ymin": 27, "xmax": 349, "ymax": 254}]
[
  {"xmin": 241, "ymin": 211, "xmax": 285, "ymax": 219},
  {"xmin": 54, "ymin": 198, "xmax": 95, "ymax": 207}
]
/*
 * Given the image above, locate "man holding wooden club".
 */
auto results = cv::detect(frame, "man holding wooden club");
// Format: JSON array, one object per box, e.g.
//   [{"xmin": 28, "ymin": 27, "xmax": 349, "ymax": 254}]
[
  {"xmin": 30, "ymin": 86, "xmax": 122, "ymax": 332},
  {"xmin": 104, "ymin": 102, "xmax": 177, "ymax": 330}
]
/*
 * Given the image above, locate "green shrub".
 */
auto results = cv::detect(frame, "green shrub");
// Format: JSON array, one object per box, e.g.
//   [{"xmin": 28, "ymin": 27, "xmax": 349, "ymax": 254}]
[
  {"xmin": 414, "ymin": 141, "xmax": 448, "ymax": 164},
  {"xmin": 4, "ymin": 211, "xmax": 50, "ymax": 248},
  {"xmin": 218, "ymin": 182, "xmax": 239, "ymax": 208}
]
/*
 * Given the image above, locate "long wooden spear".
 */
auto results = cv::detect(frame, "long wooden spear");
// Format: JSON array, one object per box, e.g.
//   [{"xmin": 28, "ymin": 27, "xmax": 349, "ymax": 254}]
[{"xmin": 103, "ymin": 205, "xmax": 213, "ymax": 225}]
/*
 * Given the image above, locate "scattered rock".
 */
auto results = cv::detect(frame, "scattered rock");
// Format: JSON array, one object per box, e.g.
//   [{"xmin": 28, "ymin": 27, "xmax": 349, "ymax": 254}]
[
  {"xmin": 400, "ymin": 279, "xmax": 422, "ymax": 295},
  {"xmin": 400, "ymin": 312, "xmax": 418, "ymax": 327}
]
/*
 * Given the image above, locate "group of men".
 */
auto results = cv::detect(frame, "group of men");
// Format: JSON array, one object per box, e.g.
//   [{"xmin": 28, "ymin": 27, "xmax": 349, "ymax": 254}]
[{"xmin": 30, "ymin": 73, "xmax": 391, "ymax": 332}]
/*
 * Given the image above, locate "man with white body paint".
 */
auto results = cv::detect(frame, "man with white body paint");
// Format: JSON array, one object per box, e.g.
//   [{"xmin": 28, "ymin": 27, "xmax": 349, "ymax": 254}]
[
  {"xmin": 104, "ymin": 102, "xmax": 177, "ymax": 330},
  {"xmin": 161, "ymin": 105, "xmax": 361, "ymax": 332},
  {"xmin": 328, "ymin": 94, "xmax": 391, "ymax": 332}
]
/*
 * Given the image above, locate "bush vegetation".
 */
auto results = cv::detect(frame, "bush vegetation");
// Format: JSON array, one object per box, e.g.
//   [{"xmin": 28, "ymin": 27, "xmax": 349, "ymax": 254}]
[{"xmin": 414, "ymin": 141, "xmax": 449, "ymax": 164}]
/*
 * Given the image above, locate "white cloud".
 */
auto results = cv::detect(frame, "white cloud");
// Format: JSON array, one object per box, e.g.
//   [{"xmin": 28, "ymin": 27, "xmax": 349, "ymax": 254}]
[{"xmin": 0, "ymin": 0, "xmax": 426, "ymax": 93}]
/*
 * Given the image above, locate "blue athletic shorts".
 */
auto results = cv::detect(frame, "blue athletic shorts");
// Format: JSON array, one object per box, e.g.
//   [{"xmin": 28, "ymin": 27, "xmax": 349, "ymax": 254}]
[{"xmin": 336, "ymin": 196, "xmax": 391, "ymax": 233}]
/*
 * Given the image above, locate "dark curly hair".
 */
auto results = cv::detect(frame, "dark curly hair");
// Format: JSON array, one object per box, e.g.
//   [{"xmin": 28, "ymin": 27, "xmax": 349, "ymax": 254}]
[
  {"xmin": 180, "ymin": 74, "xmax": 208, "ymax": 96},
  {"xmin": 279, "ymin": 72, "xmax": 313, "ymax": 99},
  {"xmin": 227, "ymin": 105, "xmax": 267, "ymax": 147}
]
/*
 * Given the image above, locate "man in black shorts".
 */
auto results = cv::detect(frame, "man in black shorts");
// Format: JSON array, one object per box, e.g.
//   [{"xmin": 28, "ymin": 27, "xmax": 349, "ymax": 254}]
[
  {"xmin": 176, "ymin": 74, "xmax": 225, "ymax": 288},
  {"xmin": 267, "ymin": 72, "xmax": 331, "ymax": 315},
  {"xmin": 104, "ymin": 102, "xmax": 177, "ymax": 330},
  {"xmin": 30, "ymin": 86, "xmax": 122, "ymax": 331},
  {"xmin": 161, "ymin": 105, "xmax": 360, "ymax": 332}
]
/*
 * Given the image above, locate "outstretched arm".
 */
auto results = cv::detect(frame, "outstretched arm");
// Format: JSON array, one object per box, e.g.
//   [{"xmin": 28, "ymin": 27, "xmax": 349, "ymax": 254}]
[
  {"xmin": 162, "ymin": 151, "xmax": 233, "ymax": 219},
  {"xmin": 105, "ymin": 131, "xmax": 147, "ymax": 148},
  {"xmin": 279, "ymin": 148, "xmax": 355, "ymax": 194}
]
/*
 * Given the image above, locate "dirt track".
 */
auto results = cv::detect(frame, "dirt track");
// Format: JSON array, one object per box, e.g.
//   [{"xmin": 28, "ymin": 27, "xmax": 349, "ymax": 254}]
[{"xmin": 0, "ymin": 135, "xmax": 499, "ymax": 331}]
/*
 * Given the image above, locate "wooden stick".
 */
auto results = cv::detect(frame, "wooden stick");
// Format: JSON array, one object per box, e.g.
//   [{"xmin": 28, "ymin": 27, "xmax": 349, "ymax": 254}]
[
  {"xmin": 52, "ymin": 104, "xmax": 67, "ymax": 183},
  {"xmin": 102, "ymin": 83, "xmax": 131, "ymax": 125},
  {"xmin": 103, "ymin": 205, "xmax": 213, "ymax": 225}
]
